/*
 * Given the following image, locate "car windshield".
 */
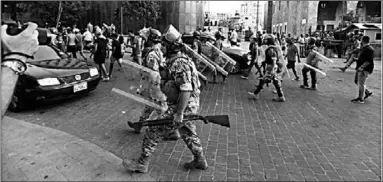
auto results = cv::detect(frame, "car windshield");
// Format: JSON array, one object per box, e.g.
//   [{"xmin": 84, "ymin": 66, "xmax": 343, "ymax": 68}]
[{"xmin": 27, "ymin": 45, "xmax": 61, "ymax": 63}]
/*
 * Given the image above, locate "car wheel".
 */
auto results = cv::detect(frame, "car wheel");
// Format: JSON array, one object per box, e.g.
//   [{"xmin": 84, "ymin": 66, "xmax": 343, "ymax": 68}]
[{"xmin": 8, "ymin": 93, "xmax": 26, "ymax": 112}]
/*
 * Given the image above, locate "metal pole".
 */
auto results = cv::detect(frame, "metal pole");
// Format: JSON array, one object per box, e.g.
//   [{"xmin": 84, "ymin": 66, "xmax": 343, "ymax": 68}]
[
  {"xmin": 120, "ymin": 5, "xmax": 123, "ymax": 34},
  {"xmin": 256, "ymin": 1, "xmax": 259, "ymax": 32}
]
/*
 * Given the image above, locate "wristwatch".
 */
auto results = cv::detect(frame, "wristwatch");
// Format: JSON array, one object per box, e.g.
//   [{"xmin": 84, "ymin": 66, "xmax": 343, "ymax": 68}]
[{"xmin": 1, "ymin": 59, "xmax": 27, "ymax": 75}]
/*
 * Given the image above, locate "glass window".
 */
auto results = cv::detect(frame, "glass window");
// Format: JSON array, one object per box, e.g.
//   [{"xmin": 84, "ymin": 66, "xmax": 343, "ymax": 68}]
[
  {"xmin": 376, "ymin": 33, "xmax": 381, "ymax": 40},
  {"xmin": 28, "ymin": 46, "xmax": 61, "ymax": 62}
]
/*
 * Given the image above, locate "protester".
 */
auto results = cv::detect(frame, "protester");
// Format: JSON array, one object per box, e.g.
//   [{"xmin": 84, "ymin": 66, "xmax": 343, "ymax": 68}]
[
  {"xmin": 248, "ymin": 35, "xmax": 286, "ymax": 102},
  {"xmin": 229, "ymin": 29, "xmax": 238, "ymax": 46},
  {"xmin": 285, "ymin": 38, "xmax": 301, "ymax": 81},
  {"xmin": 298, "ymin": 34, "xmax": 305, "ymax": 57},
  {"xmin": 340, "ymin": 35, "xmax": 361, "ymax": 72},
  {"xmin": 351, "ymin": 36, "xmax": 374, "ymax": 103},
  {"xmin": 54, "ymin": 33, "xmax": 65, "ymax": 52},
  {"xmin": 108, "ymin": 33, "xmax": 124, "ymax": 78},
  {"xmin": 93, "ymin": 30, "xmax": 109, "ymax": 81},
  {"xmin": 132, "ymin": 32, "xmax": 144, "ymax": 65},
  {"xmin": 280, "ymin": 37, "xmax": 287, "ymax": 56},
  {"xmin": 300, "ymin": 37, "xmax": 321, "ymax": 90},
  {"xmin": 83, "ymin": 28, "xmax": 93, "ymax": 48},
  {"xmin": 66, "ymin": 28, "xmax": 77, "ymax": 58},
  {"xmin": 74, "ymin": 29, "xmax": 87, "ymax": 60},
  {"xmin": 1, "ymin": 22, "xmax": 39, "ymax": 118},
  {"xmin": 241, "ymin": 34, "xmax": 259, "ymax": 79}
]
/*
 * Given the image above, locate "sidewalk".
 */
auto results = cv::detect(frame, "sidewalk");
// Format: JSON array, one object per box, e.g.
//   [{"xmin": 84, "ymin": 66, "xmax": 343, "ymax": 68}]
[{"xmin": 1, "ymin": 116, "xmax": 155, "ymax": 181}]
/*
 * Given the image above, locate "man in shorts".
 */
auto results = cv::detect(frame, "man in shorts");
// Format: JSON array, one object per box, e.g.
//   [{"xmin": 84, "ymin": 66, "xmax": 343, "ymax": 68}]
[{"xmin": 285, "ymin": 38, "xmax": 300, "ymax": 81}]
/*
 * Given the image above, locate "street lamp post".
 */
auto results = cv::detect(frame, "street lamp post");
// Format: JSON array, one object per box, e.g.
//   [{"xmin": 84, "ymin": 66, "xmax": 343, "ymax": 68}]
[
  {"xmin": 256, "ymin": 1, "xmax": 259, "ymax": 32},
  {"xmin": 120, "ymin": 5, "xmax": 123, "ymax": 34}
]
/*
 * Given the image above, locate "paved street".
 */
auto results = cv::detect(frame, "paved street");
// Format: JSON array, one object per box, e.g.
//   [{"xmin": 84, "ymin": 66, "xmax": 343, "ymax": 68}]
[{"xmin": 6, "ymin": 46, "xmax": 382, "ymax": 181}]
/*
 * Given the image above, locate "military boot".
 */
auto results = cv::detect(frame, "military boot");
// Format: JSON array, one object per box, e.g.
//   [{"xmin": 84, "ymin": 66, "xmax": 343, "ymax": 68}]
[
  {"xmin": 127, "ymin": 121, "xmax": 142, "ymax": 134},
  {"xmin": 122, "ymin": 158, "xmax": 149, "ymax": 173},
  {"xmin": 184, "ymin": 155, "xmax": 208, "ymax": 170},
  {"xmin": 163, "ymin": 130, "xmax": 181, "ymax": 141}
]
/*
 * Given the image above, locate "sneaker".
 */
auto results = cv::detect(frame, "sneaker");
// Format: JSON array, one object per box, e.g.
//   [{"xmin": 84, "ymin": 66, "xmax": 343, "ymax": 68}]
[
  {"xmin": 309, "ymin": 86, "xmax": 317, "ymax": 90},
  {"xmin": 364, "ymin": 92, "xmax": 373, "ymax": 100},
  {"xmin": 295, "ymin": 77, "xmax": 300, "ymax": 81},
  {"xmin": 351, "ymin": 98, "xmax": 365, "ymax": 103},
  {"xmin": 300, "ymin": 85, "xmax": 309, "ymax": 89},
  {"xmin": 248, "ymin": 92, "xmax": 259, "ymax": 99},
  {"xmin": 241, "ymin": 76, "xmax": 249, "ymax": 80},
  {"xmin": 272, "ymin": 96, "xmax": 285, "ymax": 102},
  {"xmin": 339, "ymin": 67, "xmax": 346, "ymax": 72}
]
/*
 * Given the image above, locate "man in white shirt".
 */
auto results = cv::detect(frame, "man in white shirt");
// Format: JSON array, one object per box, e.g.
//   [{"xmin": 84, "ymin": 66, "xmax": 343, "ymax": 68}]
[
  {"xmin": 83, "ymin": 28, "xmax": 93, "ymax": 45},
  {"xmin": 229, "ymin": 29, "xmax": 238, "ymax": 46}
]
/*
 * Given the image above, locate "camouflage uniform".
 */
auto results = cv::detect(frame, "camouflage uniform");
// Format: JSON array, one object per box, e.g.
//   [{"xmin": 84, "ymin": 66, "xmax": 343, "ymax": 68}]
[
  {"xmin": 138, "ymin": 52, "xmax": 203, "ymax": 167},
  {"xmin": 137, "ymin": 44, "xmax": 166, "ymax": 124}
]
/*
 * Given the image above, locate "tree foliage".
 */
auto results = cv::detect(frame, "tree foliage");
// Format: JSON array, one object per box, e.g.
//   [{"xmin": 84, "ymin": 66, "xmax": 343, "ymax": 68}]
[
  {"xmin": 12, "ymin": 1, "xmax": 90, "ymax": 26},
  {"xmin": 121, "ymin": 1, "xmax": 161, "ymax": 27}
]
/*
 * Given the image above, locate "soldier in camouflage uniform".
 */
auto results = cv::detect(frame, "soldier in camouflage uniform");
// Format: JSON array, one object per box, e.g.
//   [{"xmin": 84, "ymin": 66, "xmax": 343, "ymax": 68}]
[
  {"xmin": 200, "ymin": 32, "xmax": 220, "ymax": 83},
  {"xmin": 122, "ymin": 25, "xmax": 208, "ymax": 173},
  {"xmin": 192, "ymin": 30, "xmax": 201, "ymax": 53},
  {"xmin": 127, "ymin": 28, "xmax": 181, "ymax": 140}
]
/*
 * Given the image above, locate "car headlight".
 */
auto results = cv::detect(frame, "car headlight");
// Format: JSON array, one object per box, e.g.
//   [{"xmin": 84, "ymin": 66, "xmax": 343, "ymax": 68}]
[
  {"xmin": 89, "ymin": 68, "xmax": 99, "ymax": 77},
  {"xmin": 246, "ymin": 53, "xmax": 252, "ymax": 60},
  {"xmin": 37, "ymin": 78, "xmax": 60, "ymax": 86}
]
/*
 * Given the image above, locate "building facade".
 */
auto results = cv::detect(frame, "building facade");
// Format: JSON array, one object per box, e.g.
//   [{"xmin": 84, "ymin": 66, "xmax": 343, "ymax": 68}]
[
  {"xmin": 267, "ymin": 1, "xmax": 381, "ymax": 38},
  {"xmin": 263, "ymin": 1, "xmax": 273, "ymax": 33},
  {"xmin": 240, "ymin": 1, "xmax": 264, "ymax": 31}
]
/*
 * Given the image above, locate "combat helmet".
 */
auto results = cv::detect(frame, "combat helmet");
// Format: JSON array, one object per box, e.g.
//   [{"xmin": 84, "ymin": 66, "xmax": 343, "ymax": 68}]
[
  {"xmin": 162, "ymin": 24, "xmax": 183, "ymax": 54},
  {"xmin": 193, "ymin": 30, "xmax": 201, "ymax": 39},
  {"xmin": 163, "ymin": 24, "xmax": 182, "ymax": 45},
  {"xmin": 148, "ymin": 28, "xmax": 162, "ymax": 43}
]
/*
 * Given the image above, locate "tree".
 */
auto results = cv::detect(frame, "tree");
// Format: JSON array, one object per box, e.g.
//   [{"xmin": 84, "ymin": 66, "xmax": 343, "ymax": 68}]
[
  {"xmin": 121, "ymin": 1, "xmax": 161, "ymax": 28},
  {"xmin": 14, "ymin": 1, "xmax": 90, "ymax": 27}
]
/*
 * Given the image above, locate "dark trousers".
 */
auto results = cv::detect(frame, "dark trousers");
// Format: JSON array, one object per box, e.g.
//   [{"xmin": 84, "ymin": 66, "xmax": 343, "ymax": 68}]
[
  {"xmin": 302, "ymin": 67, "xmax": 317, "ymax": 87},
  {"xmin": 253, "ymin": 77, "xmax": 284, "ymax": 97},
  {"xmin": 243, "ymin": 59, "xmax": 261, "ymax": 77},
  {"xmin": 299, "ymin": 44, "xmax": 305, "ymax": 57}
]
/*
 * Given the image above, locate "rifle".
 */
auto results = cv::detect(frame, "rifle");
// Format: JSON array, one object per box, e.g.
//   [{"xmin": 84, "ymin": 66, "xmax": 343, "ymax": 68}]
[{"xmin": 131, "ymin": 114, "xmax": 230, "ymax": 128}]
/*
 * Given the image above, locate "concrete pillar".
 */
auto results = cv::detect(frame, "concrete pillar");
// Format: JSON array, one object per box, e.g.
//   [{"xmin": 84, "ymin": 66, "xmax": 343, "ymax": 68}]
[
  {"xmin": 308, "ymin": 1, "xmax": 319, "ymax": 33},
  {"xmin": 347, "ymin": 1, "xmax": 359, "ymax": 13}
]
